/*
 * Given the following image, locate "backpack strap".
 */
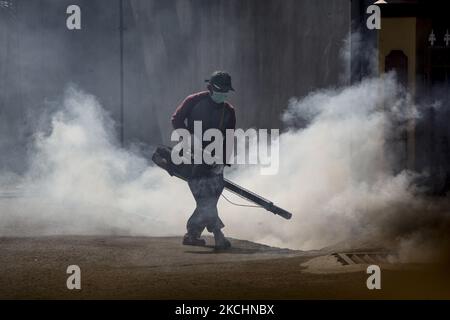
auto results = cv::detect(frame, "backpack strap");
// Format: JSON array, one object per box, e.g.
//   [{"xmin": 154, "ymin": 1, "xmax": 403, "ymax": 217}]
[{"xmin": 219, "ymin": 104, "xmax": 226, "ymax": 131}]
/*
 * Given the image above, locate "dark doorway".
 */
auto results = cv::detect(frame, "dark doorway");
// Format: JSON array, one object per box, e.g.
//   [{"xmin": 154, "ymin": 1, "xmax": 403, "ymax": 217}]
[{"xmin": 385, "ymin": 50, "xmax": 409, "ymax": 87}]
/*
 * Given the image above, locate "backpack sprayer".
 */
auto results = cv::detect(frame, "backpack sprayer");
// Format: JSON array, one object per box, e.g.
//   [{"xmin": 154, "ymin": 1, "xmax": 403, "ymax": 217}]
[{"xmin": 151, "ymin": 146, "xmax": 292, "ymax": 220}]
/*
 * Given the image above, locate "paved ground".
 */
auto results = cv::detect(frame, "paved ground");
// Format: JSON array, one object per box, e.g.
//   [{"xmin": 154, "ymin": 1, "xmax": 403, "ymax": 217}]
[{"xmin": 0, "ymin": 236, "xmax": 449, "ymax": 299}]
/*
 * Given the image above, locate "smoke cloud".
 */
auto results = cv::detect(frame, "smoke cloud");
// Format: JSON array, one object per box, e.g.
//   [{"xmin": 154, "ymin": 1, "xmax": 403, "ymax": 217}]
[{"xmin": 1, "ymin": 75, "xmax": 449, "ymax": 264}]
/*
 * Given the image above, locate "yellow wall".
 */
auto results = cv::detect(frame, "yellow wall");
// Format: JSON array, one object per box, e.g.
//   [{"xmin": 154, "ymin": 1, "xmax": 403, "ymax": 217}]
[
  {"xmin": 379, "ymin": 17, "xmax": 417, "ymax": 170},
  {"xmin": 379, "ymin": 17, "xmax": 416, "ymax": 90}
]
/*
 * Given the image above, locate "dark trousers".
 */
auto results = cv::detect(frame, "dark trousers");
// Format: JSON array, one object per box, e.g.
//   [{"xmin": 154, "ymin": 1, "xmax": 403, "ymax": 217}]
[{"xmin": 186, "ymin": 173, "xmax": 225, "ymax": 236}]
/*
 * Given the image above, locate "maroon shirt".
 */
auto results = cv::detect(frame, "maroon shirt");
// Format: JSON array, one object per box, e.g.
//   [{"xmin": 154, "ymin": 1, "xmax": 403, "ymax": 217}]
[
  {"xmin": 171, "ymin": 91, "xmax": 236, "ymax": 166},
  {"xmin": 172, "ymin": 91, "xmax": 236, "ymax": 132}
]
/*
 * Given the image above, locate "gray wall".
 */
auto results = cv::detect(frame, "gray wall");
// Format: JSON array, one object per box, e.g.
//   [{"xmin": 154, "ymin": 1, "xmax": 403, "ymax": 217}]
[
  {"xmin": 0, "ymin": 0, "xmax": 351, "ymax": 172},
  {"xmin": 131, "ymin": 0, "xmax": 351, "ymax": 143}
]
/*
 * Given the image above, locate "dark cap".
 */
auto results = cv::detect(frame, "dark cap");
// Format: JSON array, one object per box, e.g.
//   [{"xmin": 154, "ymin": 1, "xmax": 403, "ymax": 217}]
[{"xmin": 205, "ymin": 71, "xmax": 234, "ymax": 92}]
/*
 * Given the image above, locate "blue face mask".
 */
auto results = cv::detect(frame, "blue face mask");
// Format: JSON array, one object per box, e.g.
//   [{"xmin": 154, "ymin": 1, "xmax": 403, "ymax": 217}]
[{"xmin": 211, "ymin": 91, "xmax": 228, "ymax": 104}]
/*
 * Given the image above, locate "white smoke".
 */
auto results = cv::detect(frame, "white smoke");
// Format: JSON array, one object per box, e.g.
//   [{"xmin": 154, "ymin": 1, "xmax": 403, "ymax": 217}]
[
  {"xmin": 0, "ymin": 76, "xmax": 448, "ymax": 263},
  {"xmin": 1, "ymin": 87, "xmax": 191, "ymax": 236},
  {"xmin": 224, "ymin": 74, "xmax": 419, "ymax": 250}
]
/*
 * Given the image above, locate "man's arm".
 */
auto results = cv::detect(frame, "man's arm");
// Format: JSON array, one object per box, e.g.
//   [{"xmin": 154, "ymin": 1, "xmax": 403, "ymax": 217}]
[
  {"xmin": 223, "ymin": 104, "xmax": 236, "ymax": 165},
  {"xmin": 171, "ymin": 92, "xmax": 207, "ymax": 130},
  {"xmin": 227, "ymin": 106, "xmax": 236, "ymax": 130}
]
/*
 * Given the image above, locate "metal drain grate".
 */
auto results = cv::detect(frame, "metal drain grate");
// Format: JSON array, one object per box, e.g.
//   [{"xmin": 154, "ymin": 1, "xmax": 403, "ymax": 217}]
[{"xmin": 332, "ymin": 252, "xmax": 391, "ymax": 265}]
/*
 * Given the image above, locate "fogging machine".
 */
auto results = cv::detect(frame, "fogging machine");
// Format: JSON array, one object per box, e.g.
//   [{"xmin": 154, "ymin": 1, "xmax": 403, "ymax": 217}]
[{"xmin": 151, "ymin": 146, "xmax": 292, "ymax": 220}]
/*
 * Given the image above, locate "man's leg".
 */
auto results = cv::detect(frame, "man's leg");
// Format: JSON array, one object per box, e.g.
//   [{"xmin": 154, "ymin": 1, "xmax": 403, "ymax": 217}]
[
  {"xmin": 182, "ymin": 179, "xmax": 207, "ymax": 246},
  {"xmin": 184, "ymin": 172, "xmax": 230, "ymax": 249},
  {"xmin": 183, "ymin": 207, "xmax": 206, "ymax": 246},
  {"xmin": 203, "ymin": 174, "xmax": 231, "ymax": 250},
  {"xmin": 184, "ymin": 175, "xmax": 226, "ymax": 246}
]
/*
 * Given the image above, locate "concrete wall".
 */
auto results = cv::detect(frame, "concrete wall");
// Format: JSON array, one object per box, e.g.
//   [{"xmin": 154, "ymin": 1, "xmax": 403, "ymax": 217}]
[
  {"xmin": 0, "ymin": 0, "xmax": 162, "ymax": 171},
  {"xmin": 131, "ymin": 0, "xmax": 351, "ymax": 143},
  {"xmin": 0, "ymin": 0, "xmax": 351, "ymax": 171}
]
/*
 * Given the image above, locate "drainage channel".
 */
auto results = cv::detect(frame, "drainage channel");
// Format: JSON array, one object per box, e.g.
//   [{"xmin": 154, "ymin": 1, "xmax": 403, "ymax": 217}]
[{"xmin": 332, "ymin": 252, "xmax": 392, "ymax": 265}]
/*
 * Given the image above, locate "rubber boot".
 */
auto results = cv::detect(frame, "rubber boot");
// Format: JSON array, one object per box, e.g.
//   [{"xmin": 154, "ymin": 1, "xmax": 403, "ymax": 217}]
[
  {"xmin": 213, "ymin": 230, "xmax": 231, "ymax": 250},
  {"xmin": 182, "ymin": 233, "xmax": 206, "ymax": 247}
]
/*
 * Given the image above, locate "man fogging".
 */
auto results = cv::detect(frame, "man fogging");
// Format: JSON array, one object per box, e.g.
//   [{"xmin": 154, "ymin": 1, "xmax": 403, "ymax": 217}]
[{"xmin": 171, "ymin": 71, "xmax": 236, "ymax": 249}]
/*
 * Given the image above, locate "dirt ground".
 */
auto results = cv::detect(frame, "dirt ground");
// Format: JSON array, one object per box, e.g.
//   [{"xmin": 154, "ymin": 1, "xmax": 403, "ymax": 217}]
[{"xmin": 0, "ymin": 236, "xmax": 449, "ymax": 299}]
